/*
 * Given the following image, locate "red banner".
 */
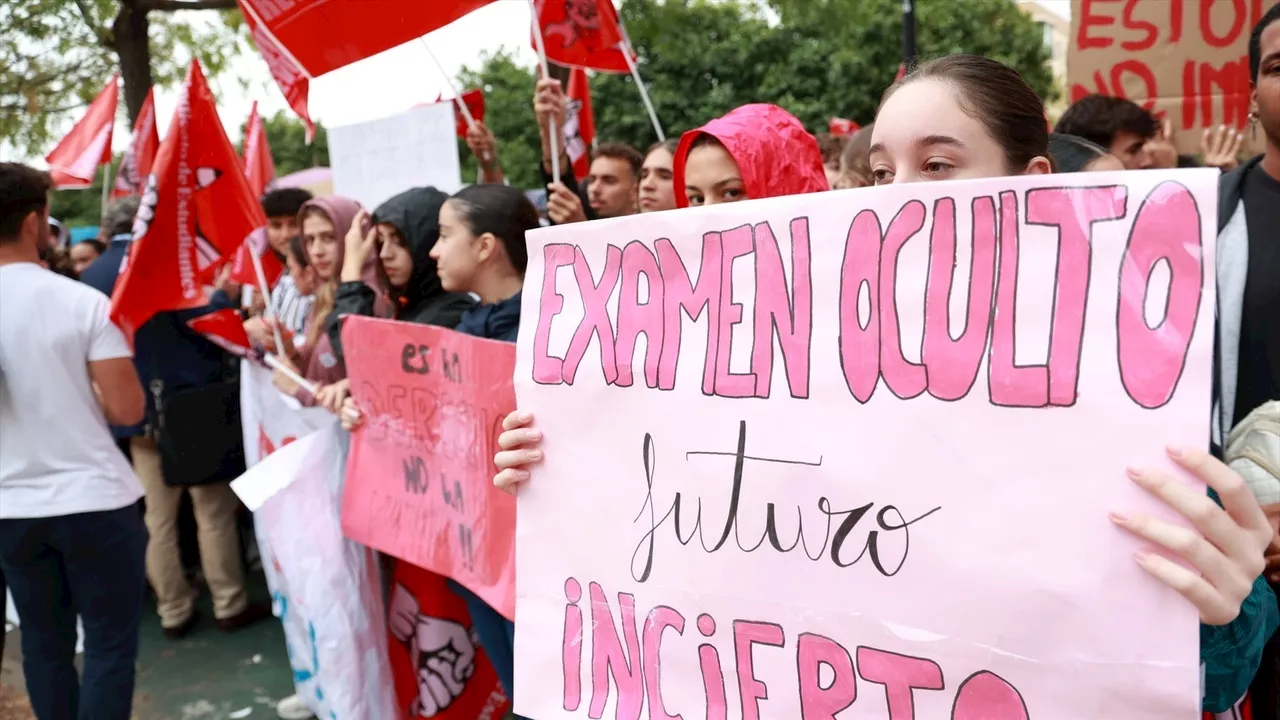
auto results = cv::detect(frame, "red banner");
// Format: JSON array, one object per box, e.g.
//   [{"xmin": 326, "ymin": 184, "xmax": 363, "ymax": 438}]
[
  {"xmin": 828, "ymin": 117, "xmax": 860, "ymax": 136},
  {"xmin": 533, "ymin": 0, "xmax": 635, "ymax": 73},
  {"xmin": 45, "ymin": 76, "xmax": 117, "ymax": 189},
  {"xmin": 341, "ymin": 317, "xmax": 517, "ymax": 620},
  {"xmin": 243, "ymin": 101, "xmax": 276, "ymax": 199},
  {"xmin": 387, "ymin": 562, "xmax": 510, "ymax": 719},
  {"xmin": 113, "ymin": 88, "xmax": 159, "ymax": 197},
  {"xmin": 565, "ymin": 68, "xmax": 595, "ymax": 178},
  {"xmin": 449, "ymin": 89, "xmax": 486, "ymax": 138},
  {"xmin": 187, "ymin": 309, "xmax": 252, "ymax": 356}
]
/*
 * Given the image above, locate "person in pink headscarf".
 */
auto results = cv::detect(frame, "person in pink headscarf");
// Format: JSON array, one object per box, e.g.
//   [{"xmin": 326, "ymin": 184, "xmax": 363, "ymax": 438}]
[{"xmin": 269, "ymin": 195, "xmax": 388, "ymax": 412}]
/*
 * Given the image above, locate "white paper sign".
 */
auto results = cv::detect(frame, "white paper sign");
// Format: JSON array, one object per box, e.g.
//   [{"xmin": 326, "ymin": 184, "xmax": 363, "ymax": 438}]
[{"xmin": 329, "ymin": 103, "xmax": 462, "ymax": 210}]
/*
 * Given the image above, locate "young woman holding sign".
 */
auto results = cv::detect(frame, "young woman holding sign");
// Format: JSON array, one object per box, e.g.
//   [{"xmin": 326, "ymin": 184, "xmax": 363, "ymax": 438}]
[{"xmin": 493, "ymin": 53, "xmax": 1278, "ymax": 714}]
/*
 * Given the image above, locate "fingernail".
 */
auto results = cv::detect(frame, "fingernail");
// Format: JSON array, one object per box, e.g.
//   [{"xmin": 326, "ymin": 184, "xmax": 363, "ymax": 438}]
[
  {"xmin": 1126, "ymin": 465, "xmax": 1145, "ymax": 480},
  {"xmin": 528, "ymin": 450, "xmax": 543, "ymax": 461},
  {"xmin": 517, "ymin": 411, "xmax": 532, "ymax": 422},
  {"xmin": 525, "ymin": 429, "xmax": 542, "ymax": 441},
  {"xmin": 514, "ymin": 469, "xmax": 530, "ymax": 479},
  {"xmin": 1133, "ymin": 550, "xmax": 1152, "ymax": 566},
  {"xmin": 1165, "ymin": 444, "xmax": 1187, "ymax": 460},
  {"xmin": 1109, "ymin": 511, "xmax": 1129, "ymax": 524}
]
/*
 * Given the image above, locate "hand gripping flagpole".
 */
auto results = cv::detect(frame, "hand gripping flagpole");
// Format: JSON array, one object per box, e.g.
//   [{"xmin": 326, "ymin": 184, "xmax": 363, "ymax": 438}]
[
  {"xmin": 528, "ymin": 0, "xmax": 562, "ymax": 185},
  {"xmin": 247, "ymin": 236, "xmax": 286, "ymax": 354}
]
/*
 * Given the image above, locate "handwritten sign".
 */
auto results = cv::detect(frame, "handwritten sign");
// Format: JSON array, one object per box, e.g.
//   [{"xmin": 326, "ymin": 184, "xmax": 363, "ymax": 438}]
[
  {"xmin": 328, "ymin": 102, "xmax": 463, "ymax": 211},
  {"xmin": 1069, "ymin": 0, "xmax": 1277, "ymax": 154},
  {"xmin": 342, "ymin": 316, "xmax": 519, "ymax": 620},
  {"xmin": 513, "ymin": 170, "xmax": 1219, "ymax": 719}
]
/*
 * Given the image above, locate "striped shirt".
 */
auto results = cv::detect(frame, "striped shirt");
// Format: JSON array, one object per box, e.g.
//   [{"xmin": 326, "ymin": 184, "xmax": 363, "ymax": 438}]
[{"xmin": 270, "ymin": 274, "xmax": 313, "ymax": 336}]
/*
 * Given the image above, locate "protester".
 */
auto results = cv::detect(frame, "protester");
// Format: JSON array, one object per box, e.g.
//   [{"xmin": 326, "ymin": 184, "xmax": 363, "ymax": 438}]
[
  {"xmin": 1220, "ymin": 6, "xmax": 1280, "ymax": 714},
  {"xmin": 332, "ymin": 187, "xmax": 474, "ymax": 331},
  {"xmin": 81, "ymin": 198, "xmax": 267, "ymax": 641},
  {"xmin": 1048, "ymin": 132, "xmax": 1126, "ymax": 173},
  {"xmin": 465, "ymin": 120, "xmax": 506, "ymax": 185},
  {"xmin": 68, "ymin": 236, "xmax": 105, "ymax": 276},
  {"xmin": 834, "ymin": 123, "xmax": 874, "ymax": 189},
  {"xmin": 673, "ymin": 103, "xmax": 829, "ymax": 207},
  {"xmin": 0, "ymin": 162, "xmax": 148, "ymax": 720},
  {"xmin": 494, "ymin": 53, "xmax": 1279, "ymax": 714},
  {"xmin": 816, "ymin": 132, "xmax": 847, "ymax": 187},
  {"xmin": 246, "ymin": 188, "xmax": 314, "ymax": 346},
  {"xmin": 638, "ymin": 138, "xmax": 679, "ymax": 212}
]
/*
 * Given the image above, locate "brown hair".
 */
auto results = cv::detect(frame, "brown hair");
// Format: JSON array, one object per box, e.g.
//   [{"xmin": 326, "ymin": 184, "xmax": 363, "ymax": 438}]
[
  {"xmin": 882, "ymin": 54, "xmax": 1051, "ymax": 174},
  {"xmin": 301, "ymin": 205, "xmax": 337, "ymax": 349},
  {"xmin": 816, "ymin": 133, "xmax": 847, "ymax": 166},
  {"xmin": 646, "ymin": 138, "xmax": 680, "ymax": 158},
  {"xmin": 837, "ymin": 124, "xmax": 874, "ymax": 189},
  {"xmin": 0, "ymin": 163, "xmax": 52, "ymax": 244},
  {"xmin": 592, "ymin": 142, "xmax": 644, "ymax": 181}
]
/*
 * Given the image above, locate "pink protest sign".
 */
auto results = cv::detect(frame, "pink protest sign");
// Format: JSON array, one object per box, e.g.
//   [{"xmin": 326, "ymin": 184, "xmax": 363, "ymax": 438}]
[
  {"xmin": 341, "ymin": 316, "xmax": 518, "ymax": 620},
  {"xmin": 513, "ymin": 170, "xmax": 1220, "ymax": 719}
]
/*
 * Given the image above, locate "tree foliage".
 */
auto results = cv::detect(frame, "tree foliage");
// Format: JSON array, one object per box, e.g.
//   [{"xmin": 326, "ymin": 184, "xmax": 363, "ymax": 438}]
[
  {"xmin": 1, "ymin": 0, "xmax": 243, "ymax": 158},
  {"xmin": 458, "ymin": 0, "xmax": 1057, "ymax": 186},
  {"xmin": 251, "ymin": 110, "xmax": 329, "ymax": 177}
]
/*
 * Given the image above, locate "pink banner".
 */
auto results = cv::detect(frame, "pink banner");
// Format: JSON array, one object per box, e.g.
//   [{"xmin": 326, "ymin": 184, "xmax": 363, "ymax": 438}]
[
  {"xmin": 513, "ymin": 170, "xmax": 1220, "ymax": 718},
  {"xmin": 342, "ymin": 316, "xmax": 518, "ymax": 620}
]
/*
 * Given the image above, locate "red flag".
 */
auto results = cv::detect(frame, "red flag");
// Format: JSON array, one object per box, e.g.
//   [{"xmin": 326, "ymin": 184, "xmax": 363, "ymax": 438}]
[
  {"xmin": 242, "ymin": 101, "xmax": 276, "ymax": 199},
  {"xmin": 238, "ymin": 0, "xmax": 315, "ymax": 141},
  {"xmin": 239, "ymin": 0, "xmax": 494, "ymax": 77},
  {"xmin": 449, "ymin": 89, "xmax": 486, "ymax": 138},
  {"xmin": 110, "ymin": 60, "xmax": 268, "ymax": 342},
  {"xmin": 896, "ymin": 62, "xmax": 908, "ymax": 82},
  {"xmin": 113, "ymin": 88, "xmax": 160, "ymax": 198},
  {"xmin": 228, "ymin": 227, "xmax": 284, "ymax": 289},
  {"xmin": 828, "ymin": 117, "xmax": 860, "ymax": 136},
  {"xmin": 45, "ymin": 76, "xmax": 118, "ymax": 189},
  {"xmin": 187, "ymin": 309, "xmax": 252, "ymax": 356},
  {"xmin": 532, "ymin": 0, "xmax": 635, "ymax": 74},
  {"xmin": 564, "ymin": 68, "xmax": 595, "ymax": 178}
]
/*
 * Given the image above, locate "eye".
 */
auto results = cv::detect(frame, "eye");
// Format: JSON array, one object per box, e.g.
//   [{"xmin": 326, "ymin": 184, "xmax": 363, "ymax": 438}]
[
  {"xmin": 871, "ymin": 168, "xmax": 893, "ymax": 185},
  {"xmin": 924, "ymin": 160, "xmax": 954, "ymax": 175},
  {"xmin": 723, "ymin": 188, "xmax": 743, "ymax": 200},
  {"xmin": 687, "ymin": 193, "xmax": 704, "ymax": 207}
]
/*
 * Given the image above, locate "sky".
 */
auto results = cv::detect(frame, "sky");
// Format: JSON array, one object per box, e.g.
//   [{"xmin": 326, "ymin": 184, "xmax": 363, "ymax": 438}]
[{"xmin": 6, "ymin": 0, "xmax": 1072, "ymax": 166}]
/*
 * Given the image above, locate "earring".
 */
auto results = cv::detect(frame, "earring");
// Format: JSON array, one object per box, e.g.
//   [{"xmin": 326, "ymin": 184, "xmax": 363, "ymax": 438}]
[{"xmin": 1249, "ymin": 111, "xmax": 1259, "ymax": 141}]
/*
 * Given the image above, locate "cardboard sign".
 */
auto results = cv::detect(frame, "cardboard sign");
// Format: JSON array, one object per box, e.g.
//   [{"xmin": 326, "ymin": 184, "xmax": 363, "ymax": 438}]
[
  {"xmin": 513, "ymin": 170, "xmax": 1219, "ymax": 718},
  {"xmin": 341, "ymin": 316, "xmax": 519, "ymax": 620},
  {"xmin": 328, "ymin": 103, "xmax": 463, "ymax": 211},
  {"xmin": 1068, "ymin": 0, "xmax": 1277, "ymax": 154}
]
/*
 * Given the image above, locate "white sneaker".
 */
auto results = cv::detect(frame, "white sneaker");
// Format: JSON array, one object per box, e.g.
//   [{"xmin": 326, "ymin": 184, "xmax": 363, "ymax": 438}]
[{"xmin": 276, "ymin": 695, "xmax": 314, "ymax": 720}]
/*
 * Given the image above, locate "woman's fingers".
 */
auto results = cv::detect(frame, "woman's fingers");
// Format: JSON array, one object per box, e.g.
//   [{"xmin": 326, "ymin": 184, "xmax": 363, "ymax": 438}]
[
  {"xmin": 501, "ymin": 410, "xmax": 532, "ymax": 431},
  {"xmin": 1170, "ymin": 446, "xmax": 1273, "ymax": 552},
  {"xmin": 1125, "ymin": 464, "xmax": 1261, "ymax": 564},
  {"xmin": 494, "ymin": 447, "xmax": 542, "ymax": 472},
  {"xmin": 494, "ymin": 468, "xmax": 530, "ymax": 495},
  {"xmin": 1133, "ymin": 550, "xmax": 1242, "ymax": 625},
  {"xmin": 498, "ymin": 426, "xmax": 541, "ymax": 450},
  {"xmin": 1112, "ymin": 510, "xmax": 1252, "ymax": 608}
]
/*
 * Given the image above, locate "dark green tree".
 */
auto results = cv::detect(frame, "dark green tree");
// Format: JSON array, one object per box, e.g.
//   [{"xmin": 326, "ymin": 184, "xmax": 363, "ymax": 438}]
[{"xmin": 249, "ymin": 110, "xmax": 330, "ymax": 177}]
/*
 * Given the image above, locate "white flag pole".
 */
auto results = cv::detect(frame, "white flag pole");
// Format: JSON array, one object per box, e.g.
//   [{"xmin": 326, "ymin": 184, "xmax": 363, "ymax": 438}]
[
  {"xmin": 418, "ymin": 39, "xmax": 491, "ymax": 164},
  {"xmin": 99, "ymin": 163, "xmax": 114, "ymax": 224},
  {"xmin": 619, "ymin": 41, "xmax": 664, "ymax": 142},
  {"xmin": 527, "ymin": 0, "xmax": 562, "ymax": 185},
  {"xmin": 248, "ymin": 238, "xmax": 286, "ymax": 354}
]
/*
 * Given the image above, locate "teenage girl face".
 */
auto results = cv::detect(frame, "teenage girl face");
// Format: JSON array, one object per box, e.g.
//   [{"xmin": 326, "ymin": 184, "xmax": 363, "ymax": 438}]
[
  {"xmin": 377, "ymin": 224, "xmax": 413, "ymax": 289},
  {"xmin": 430, "ymin": 200, "xmax": 488, "ymax": 294},
  {"xmin": 301, "ymin": 213, "xmax": 339, "ymax": 281},
  {"xmin": 683, "ymin": 143, "xmax": 748, "ymax": 207},
  {"xmin": 869, "ymin": 78, "xmax": 1051, "ymax": 185},
  {"xmin": 286, "ymin": 246, "xmax": 316, "ymax": 296},
  {"xmin": 638, "ymin": 146, "xmax": 676, "ymax": 212}
]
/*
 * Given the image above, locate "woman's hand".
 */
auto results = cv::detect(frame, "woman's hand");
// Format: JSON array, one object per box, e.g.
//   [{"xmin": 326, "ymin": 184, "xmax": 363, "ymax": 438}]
[
  {"xmin": 315, "ymin": 378, "xmax": 350, "ymax": 415},
  {"xmin": 1144, "ymin": 117, "xmax": 1179, "ymax": 170},
  {"xmin": 340, "ymin": 397, "xmax": 363, "ymax": 431},
  {"xmin": 341, "ymin": 209, "xmax": 377, "ymax": 283},
  {"xmin": 1200, "ymin": 124, "xmax": 1243, "ymax": 171},
  {"xmin": 1110, "ymin": 446, "xmax": 1273, "ymax": 625},
  {"xmin": 271, "ymin": 353, "xmax": 302, "ymax": 397},
  {"xmin": 493, "ymin": 410, "xmax": 543, "ymax": 495}
]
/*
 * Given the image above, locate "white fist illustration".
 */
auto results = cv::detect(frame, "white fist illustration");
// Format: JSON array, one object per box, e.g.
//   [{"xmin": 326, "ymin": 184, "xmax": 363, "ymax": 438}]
[{"xmin": 389, "ymin": 584, "xmax": 479, "ymax": 717}]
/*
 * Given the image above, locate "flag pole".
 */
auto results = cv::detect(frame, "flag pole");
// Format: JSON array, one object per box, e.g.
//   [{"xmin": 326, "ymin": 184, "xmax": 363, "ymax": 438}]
[
  {"xmin": 527, "ymin": 0, "xmax": 562, "ymax": 185},
  {"xmin": 418, "ymin": 39, "xmax": 491, "ymax": 164},
  {"xmin": 619, "ymin": 42, "xmax": 664, "ymax": 142},
  {"xmin": 248, "ymin": 240, "xmax": 286, "ymax": 354},
  {"xmin": 99, "ymin": 162, "xmax": 114, "ymax": 224}
]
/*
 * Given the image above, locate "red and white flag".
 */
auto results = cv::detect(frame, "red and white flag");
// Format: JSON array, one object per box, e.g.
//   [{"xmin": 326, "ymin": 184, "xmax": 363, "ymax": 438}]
[
  {"xmin": 564, "ymin": 68, "xmax": 595, "ymax": 178},
  {"xmin": 113, "ymin": 88, "xmax": 160, "ymax": 197},
  {"xmin": 110, "ymin": 60, "xmax": 267, "ymax": 342},
  {"xmin": 228, "ymin": 226, "xmax": 284, "ymax": 290},
  {"xmin": 238, "ymin": 0, "xmax": 495, "ymax": 137},
  {"xmin": 242, "ymin": 101, "xmax": 276, "ymax": 199},
  {"xmin": 443, "ymin": 89, "xmax": 486, "ymax": 138},
  {"xmin": 45, "ymin": 76, "xmax": 118, "ymax": 189},
  {"xmin": 532, "ymin": 0, "xmax": 634, "ymax": 74},
  {"xmin": 187, "ymin": 309, "xmax": 253, "ymax": 356}
]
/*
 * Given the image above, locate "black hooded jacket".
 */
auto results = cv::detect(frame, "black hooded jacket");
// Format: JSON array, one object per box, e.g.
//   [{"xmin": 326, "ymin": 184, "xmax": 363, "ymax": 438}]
[{"xmin": 327, "ymin": 186, "xmax": 475, "ymax": 364}]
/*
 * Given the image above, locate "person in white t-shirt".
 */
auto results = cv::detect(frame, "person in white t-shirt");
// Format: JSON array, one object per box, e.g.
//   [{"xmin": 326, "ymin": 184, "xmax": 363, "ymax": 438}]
[{"xmin": 0, "ymin": 162, "xmax": 149, "ymax": 720}]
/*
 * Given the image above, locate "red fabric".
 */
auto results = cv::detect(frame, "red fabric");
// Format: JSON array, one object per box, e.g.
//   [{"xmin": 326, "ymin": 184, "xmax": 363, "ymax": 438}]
[
  {"xmin": 450, "ymin": 89, "xmax": 486, "ymax": 138},
  {"xmin": 45, "ymin": 76, "xmax": 118, "ymax": 189},
  {"xmin": 238, "ymin": 0, "xmax": 315, "ymax": 142},
  {"xmin": 242, "ymin": 101, "xmax": 276, "ymax": 199},
  {"xmin": 672, "ymin": 103, "xmax": 829, "ymax": 209},
  {"xmin": 565, "ymin": 68, "xmax": 595, "ymax": 178},
  {"xmin": 187, "ymin": 309, "xmax": 252, "ymax": 356},
  {"xmin": 828, "ymin": 117, "xmax": 860, "ymax": 136},
  {"xmin": 228, "ymin": 227, "xmax": 283, "ymax": 290},
  {"xmin": 113, "ymin": 88, "xmax": 159, "ymax": 198},
  {"xmin": 532, "ymin": 0, "xmax": 634, "ymax": 73},
  {"xmin": 239, "ymin": 0, "xmax": 494, "ymax": 77},
  {"xmin": 110, "ymin": 60, "xmax": 267, "ymax": 343}
]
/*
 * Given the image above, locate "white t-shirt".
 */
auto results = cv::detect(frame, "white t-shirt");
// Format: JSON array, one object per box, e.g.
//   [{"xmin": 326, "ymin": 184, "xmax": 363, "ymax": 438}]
[{"xmin": 0, "ymin": 263, "xmax": 143, "ymax": 519}]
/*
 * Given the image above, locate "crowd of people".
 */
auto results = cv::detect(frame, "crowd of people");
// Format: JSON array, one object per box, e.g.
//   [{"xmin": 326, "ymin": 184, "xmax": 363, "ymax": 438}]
[{"xmin": 1, "ymin": 5, "xmax": 1278, "ymax": 719}]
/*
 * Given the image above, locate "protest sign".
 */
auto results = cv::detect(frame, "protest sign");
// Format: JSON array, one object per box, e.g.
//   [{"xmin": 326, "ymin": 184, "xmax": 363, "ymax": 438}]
[
  {"xmin": 1068, "ymin": 0, "xmax": 1276, "ymax": 154},
  {"xmin": 329, "ymin": 103, "xmax": 463, "ymax": 211},
  {"xmin": 387, "ymin": 560, "xmax": 512, "ymax": 720},
  {"xmin": 513, "ymin": 169, "xmax": 1219, "ymax": 719},
  {"xmin": 341, "ymin": 316, "xmax": 518, "ymax": 620}
]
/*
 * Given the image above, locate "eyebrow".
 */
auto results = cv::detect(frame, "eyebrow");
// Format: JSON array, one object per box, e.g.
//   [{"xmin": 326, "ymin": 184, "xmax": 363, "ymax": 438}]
[
  {"xmin": 712, "ymin": 177, "xmax": 743, "ymax": 190},
  {"xmin": 869, "ymin": 135, "xmax": 967, "ymax": 156}
]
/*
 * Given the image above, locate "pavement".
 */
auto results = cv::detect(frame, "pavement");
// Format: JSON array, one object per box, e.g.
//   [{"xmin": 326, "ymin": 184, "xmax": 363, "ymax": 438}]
[{"xmin": 1, "ymin": 572, "xmax": 298, "ymax": 720}]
